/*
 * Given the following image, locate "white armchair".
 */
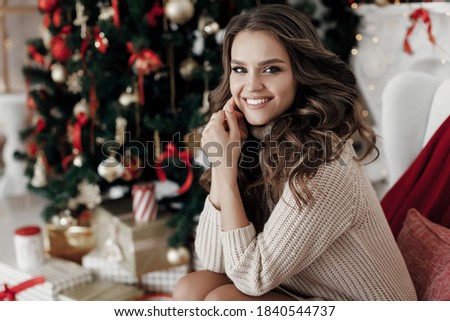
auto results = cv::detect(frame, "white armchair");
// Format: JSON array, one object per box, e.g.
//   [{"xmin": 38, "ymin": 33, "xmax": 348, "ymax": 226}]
[{"xmin": 381, "ymin": 71, "xmax": 450, "ymax": 187}]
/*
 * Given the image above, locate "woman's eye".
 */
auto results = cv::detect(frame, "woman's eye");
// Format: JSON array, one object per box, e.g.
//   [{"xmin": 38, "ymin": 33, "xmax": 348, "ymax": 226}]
[
  {"xmin": 231, "ymin": 66, "xmax": 246, "ymax": 73},
  {"xmin": 263, "ymin": 66, "xmax": 281, "ymax": 73}
]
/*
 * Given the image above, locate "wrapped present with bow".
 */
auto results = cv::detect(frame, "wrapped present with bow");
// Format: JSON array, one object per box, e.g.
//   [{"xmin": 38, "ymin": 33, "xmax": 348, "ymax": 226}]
[
  {"xmin": 92, "ymin": 197, "xmax": 182, "ymax": 276},
  {"xmin": 1, "ymin": 276, "xmax": 46, "ymax": 301},
  {"xmin": 0, "ymin": 255, "xmax": 92, "ymax": 300}
]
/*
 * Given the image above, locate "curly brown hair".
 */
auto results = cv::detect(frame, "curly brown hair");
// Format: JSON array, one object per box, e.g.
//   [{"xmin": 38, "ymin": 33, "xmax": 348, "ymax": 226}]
[{"xmin": 200, "ymin": 4, "xmax": 377, "ymax": 209}]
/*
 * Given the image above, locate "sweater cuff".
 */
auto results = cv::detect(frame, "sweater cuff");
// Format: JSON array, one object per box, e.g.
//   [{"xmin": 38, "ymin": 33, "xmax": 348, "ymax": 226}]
[
  {"xmin": 204, "ymin": 196, "xmax": 221, "ymax": 226},
  {"xmin": 221, "ymin": 223, "xmax": 256, "ymax": 265}
]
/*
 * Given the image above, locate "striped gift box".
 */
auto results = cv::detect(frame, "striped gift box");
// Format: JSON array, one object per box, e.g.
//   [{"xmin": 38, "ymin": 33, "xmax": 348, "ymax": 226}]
[
  {"xmin": 132, "ymin": 183, "xmax": 157, "ymax": 223},
  {"xmin": 0, "ymin": 255, "xmax": 93, "ymax": 301}
]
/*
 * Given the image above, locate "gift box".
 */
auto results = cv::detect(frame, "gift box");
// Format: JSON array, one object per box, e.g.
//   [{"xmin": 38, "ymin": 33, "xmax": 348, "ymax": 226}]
[
  {"xmin": 0, "ymin": 255, "xmax": 93, "ymax": 301},
  {"xmin": 82, "ymin": 249, "xmax": 139, "ymax": 284},
  {"xmin": 58, "ymin": 280, "xmax": 143, "ymax": 301},
  {"xmin": 140, "ymin": 264, "xmax": 190, "ymax": 294},
  {"xmin": 45, "ymin": 224, "xmax": 95, "ymax": 264},
  {"xmin": 93, "ymin": 198, "xmax": 179, "ymax": 276}
]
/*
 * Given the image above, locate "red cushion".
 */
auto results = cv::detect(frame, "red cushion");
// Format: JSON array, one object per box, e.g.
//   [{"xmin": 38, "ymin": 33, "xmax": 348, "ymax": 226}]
[{"xmin": 397, "ymin": 208, "xmax": 450, "ymax": 300}]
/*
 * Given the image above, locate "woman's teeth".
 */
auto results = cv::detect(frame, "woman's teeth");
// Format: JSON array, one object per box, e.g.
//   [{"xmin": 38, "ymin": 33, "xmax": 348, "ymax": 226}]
[{"xmin": 246, "ymin": 98, "xmax": 270, "ymax": 105}]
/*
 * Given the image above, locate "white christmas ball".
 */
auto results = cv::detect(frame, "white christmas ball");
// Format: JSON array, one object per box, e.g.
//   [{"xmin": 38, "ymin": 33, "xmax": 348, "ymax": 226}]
[
  {"xmin": 191, "ymin": 30, "xmax": 205, "ymax": 56},
  {"xmin": 97, "ymin": 156, "xmax": 124, "ymax": 183},
  {"xmin": 164, "ymin": 0, "xmax": 195, "ymax": 25},
  {"xmin": 51, "ymin": 63, "xmax": 67, "ymax": 83},
  {"xmin": 119, "ymin": 92, "xmax": 138, "ymax": 106},
  {"xmin": 215, "ymin": 29, "xmax": 226, "ymax": 45},
  {"xmin": 73, "ymin": 99, "xmax": 89, "ymax": 116},
  {"xmin": 167, "ymin": 247, "xmax": 190, "ymax": 265}
]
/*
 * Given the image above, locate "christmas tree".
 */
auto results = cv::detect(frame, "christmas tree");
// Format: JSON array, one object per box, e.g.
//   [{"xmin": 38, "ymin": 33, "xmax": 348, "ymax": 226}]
[{"xmin": 17, "ymin": 0, "xmax": 357, "ymax": 248}]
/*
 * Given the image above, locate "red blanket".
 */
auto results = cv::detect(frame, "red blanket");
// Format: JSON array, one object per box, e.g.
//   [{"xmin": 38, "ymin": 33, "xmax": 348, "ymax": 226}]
[{"xmin": 381, "ymin": 116, "xmax": 450, "ymax": 238}]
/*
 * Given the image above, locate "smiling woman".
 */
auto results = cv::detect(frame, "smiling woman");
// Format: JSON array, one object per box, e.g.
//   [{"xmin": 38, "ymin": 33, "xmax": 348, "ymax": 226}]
[
  {"xmin": 173, "ymin": 4, "xmax": 417, "ymax": 301},
  {"xmin": 229, "ymin": 31, "xmax": 297, "ymax": 126}
]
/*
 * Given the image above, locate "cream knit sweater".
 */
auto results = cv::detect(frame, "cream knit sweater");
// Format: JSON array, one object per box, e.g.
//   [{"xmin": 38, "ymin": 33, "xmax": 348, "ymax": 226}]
[{"xmin": 195, "ymin": 142, "xmax": 417, "ymax": 300}]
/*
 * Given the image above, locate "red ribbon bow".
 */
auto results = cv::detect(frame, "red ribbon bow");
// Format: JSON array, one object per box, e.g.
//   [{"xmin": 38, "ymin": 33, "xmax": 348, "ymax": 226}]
[
  {"xmin": 147, "ymin": 2, "xmax": 165, "ymax": 27},
  {"xmin": 112, "ymin": 0, "xmax": 120, "ymax": 27},
  {"xmin": 404, "ymin": 8, "xmax": 436, "ymax": 55},
  {"xmin": 73, "ymin": 112, "xmax": 89, "ymax": 153},
  {"xmin": 155, "ymin": 143, "xmax": 194, "ymax": 195},
  {"xmin": 127, "ymin": 43, "xmax": 162, "ymax": 105},
  {"xmin": 1, "ymin": 276, "xmax": 46, "ymax": 301},
  {"xmin": 28, "ymin": 45, "xmax": 46, "ymax": 66}
]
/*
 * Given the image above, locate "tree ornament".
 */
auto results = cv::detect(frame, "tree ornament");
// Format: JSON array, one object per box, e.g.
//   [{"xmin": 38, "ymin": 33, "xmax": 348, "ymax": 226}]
[
  {"xmin": 115, "ymin": 116, "xmax": 127, "ymax": 146},
  {"xmin": 50, "ymin": 63, "xmax": 67, "ymax": 83},
  {"xmin": 73, "ymin": 0, "xmax": 88, "ymax": 39},
  {"xmin": 52, "ymin": 7, "xmax": 62, "ymax": 28},
  {"xmin": 27, "ymin": 96, "xmax": 37, "ymax": 110},
  {"xmin": 39, "ymin": 25, "xmax": 52, "ymax": 49},
  {"xmin": 147, "ymin": 1, "xmax": 164, "ymax": 27},
  {"xmin": 97, "ymin": 155, "xmax": 124, "ymax": 183},
  {"xmin": 118, "ymin": 91, "xmax": 138, "ymax": 107},
  {"xmin": 167, "ymin": 247, "xmax": 190, "ymax": 265},
  {"xmin": 51, "ymin": 27, "xmax": 72, "ymax": 62},
  {"xmin": 73, "ymin": 98, "xmax": 89, "ymax": 116},
  {"xmin": 94, "ymin": 27, "xmax": 109, "ymax": 54},
  {"xmin": 375, "ymin": 0, "xmax": 390, "ymax": 6},
  {"xmin": 98, "ymin": 5, "xmax": 115, "ymax": 21},
  {"xmin": 179, "ymin": 57, "xmax": 199, "ymax": 81},
  {"xmin": 76, "ymin": 180, "xmax": 102, "ymax": 209},
  {"xmin": 51, "ymin": 209, "xmax": 76, "ymax": 229},
  {"xmin": 67, "ymin": 70, "xmax": 83, "ymax": 94},
  {"xmin": 127, "ymin": 44, "xmax": 163, "ymax": 105},
  {"xmin": 38, "ymin": 0, "xmax": 59, "ymax": 13},
  {"xmin": 164, "ymin": 0, "xmax": 195, "ymax": 25},
  {"xmin": 30, "ymin": 151, "xmax": 47, "ymax": 188},
  {"xmin": 198, "ymin": 14, "xmax": 220, "ymax": 37},
  {"xmin": 121, "ymin": 153, "xmax": 144, "ymax": 181}
]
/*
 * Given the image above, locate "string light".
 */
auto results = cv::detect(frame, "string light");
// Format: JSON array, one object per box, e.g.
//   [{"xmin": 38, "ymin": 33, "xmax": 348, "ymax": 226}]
[
  {"xmin": 368, "ymin": 84, "xmax": 375, "ymax": 91},
  {"xmin": 351, "ymin": 48, "xmax": 358, "ymax": 56},
  {"xmin": 351, "ymin": 3, "xmax": 358, "ymax": 10},
  {"xmin": 356, "ymin": 33, "xmax": 363, "ymax": 41},
  {"xmin": 372, "ymin": 37, "xmax": 379, "ymax": 44}
]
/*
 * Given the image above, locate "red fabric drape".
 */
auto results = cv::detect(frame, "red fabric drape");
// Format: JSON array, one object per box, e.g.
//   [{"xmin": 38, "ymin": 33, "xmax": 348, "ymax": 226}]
[{"xmin": 381, "ymin": 116, "xmax": 450, "ymax": 238}]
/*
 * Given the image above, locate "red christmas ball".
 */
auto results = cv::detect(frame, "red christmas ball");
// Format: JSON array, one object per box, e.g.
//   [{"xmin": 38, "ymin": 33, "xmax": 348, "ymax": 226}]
[
  {"xmin": 38, "ymin": 0, "xmax": 59, "ymax": 12},
  {"xmin": 51, "ymin": 35, "xmax": 72, "ymax": 62},
  {"xmin": 27, "ymin": 96, "xmax": 37, "ymax": 110},
  {"xmin": 52, "ymin": 8, "xmax": 62, "ymax": 28}
]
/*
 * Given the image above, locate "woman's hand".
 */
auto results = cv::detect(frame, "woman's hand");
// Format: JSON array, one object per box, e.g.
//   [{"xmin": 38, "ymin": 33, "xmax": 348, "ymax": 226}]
[{"xmin": 201, "ymin": 98, "xmax": 248, "ymax": 173}]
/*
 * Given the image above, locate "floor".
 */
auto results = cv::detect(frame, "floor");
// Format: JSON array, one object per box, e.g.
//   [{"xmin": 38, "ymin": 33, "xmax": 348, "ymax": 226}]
[{"xmin": 0, "ymin": 193, "xmax": 48, "ymax": 260}]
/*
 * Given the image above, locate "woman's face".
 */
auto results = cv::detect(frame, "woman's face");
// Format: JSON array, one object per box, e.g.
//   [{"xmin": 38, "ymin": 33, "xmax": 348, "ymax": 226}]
[{"xmin": 229, "ymin": 30, "xmax": 297, "ymax": 126}]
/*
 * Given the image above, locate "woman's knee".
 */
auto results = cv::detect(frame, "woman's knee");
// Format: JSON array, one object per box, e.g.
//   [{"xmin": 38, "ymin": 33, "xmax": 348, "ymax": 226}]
[
  {"xmin": 204, "ymin": 284, "xmax": 243, "ymax": 301},
  {"xmin": 172, "ymin": 270, "xmax": 232, "ymax": 301},
  {"xmin": 172, "ymin": 273, "xmax": 202, "ymax": 300}
]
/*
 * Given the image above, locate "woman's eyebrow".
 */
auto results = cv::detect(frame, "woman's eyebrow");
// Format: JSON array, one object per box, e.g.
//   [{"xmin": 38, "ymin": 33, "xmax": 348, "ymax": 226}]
[{"xmin": 230, "ymin": 58, "xmax": 286, "ymax": 65}]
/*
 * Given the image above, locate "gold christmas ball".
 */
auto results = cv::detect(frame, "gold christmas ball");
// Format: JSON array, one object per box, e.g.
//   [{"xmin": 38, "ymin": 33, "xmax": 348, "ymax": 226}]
[
  {"xmin": 164, "ymin": 0, "xmax": 195, "ymax": 25},
  {"xmin": 51, "ymin": 63, "xmax": 67, "ymax": 83},
  {"xmin": 179, "ymin": 57, "xmax": 200, "ymax": 81},
  {"xmin": 375, "ymin": 0, "xmax": 390, "ymax": 6},
  {"xmin": 198, "ymin": 15, "xmax": 220, "ymax": 37},
  {"xmin": 167, "ymin": 246, "xmax": 190, "ymax": 265}
]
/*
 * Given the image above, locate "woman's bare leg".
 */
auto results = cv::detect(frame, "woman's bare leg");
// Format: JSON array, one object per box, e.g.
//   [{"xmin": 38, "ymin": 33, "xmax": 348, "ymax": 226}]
[
  {"xmin": 205, "ymin": 284, "xmax": 296, "ymax": 301},
  {"xmin": 172, "ymin": 270, "xmax": 232, "ymax": 301}
]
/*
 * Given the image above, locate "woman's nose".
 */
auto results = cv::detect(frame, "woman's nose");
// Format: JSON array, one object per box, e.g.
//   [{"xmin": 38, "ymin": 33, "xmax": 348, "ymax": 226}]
[{"xmin": 246, "ymin": 73, "xmax": 264, "ymax": 92}]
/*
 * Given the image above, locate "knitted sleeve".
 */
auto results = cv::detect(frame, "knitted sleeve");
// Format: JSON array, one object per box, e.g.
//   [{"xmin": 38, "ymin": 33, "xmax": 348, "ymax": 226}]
[
  {"xmin": 194, "ymin": 197, "xmax": 226, "ymax": 273},
  {"xmin": 220, "ymin": 157, "xmax": 358, "ymax": 296}
]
